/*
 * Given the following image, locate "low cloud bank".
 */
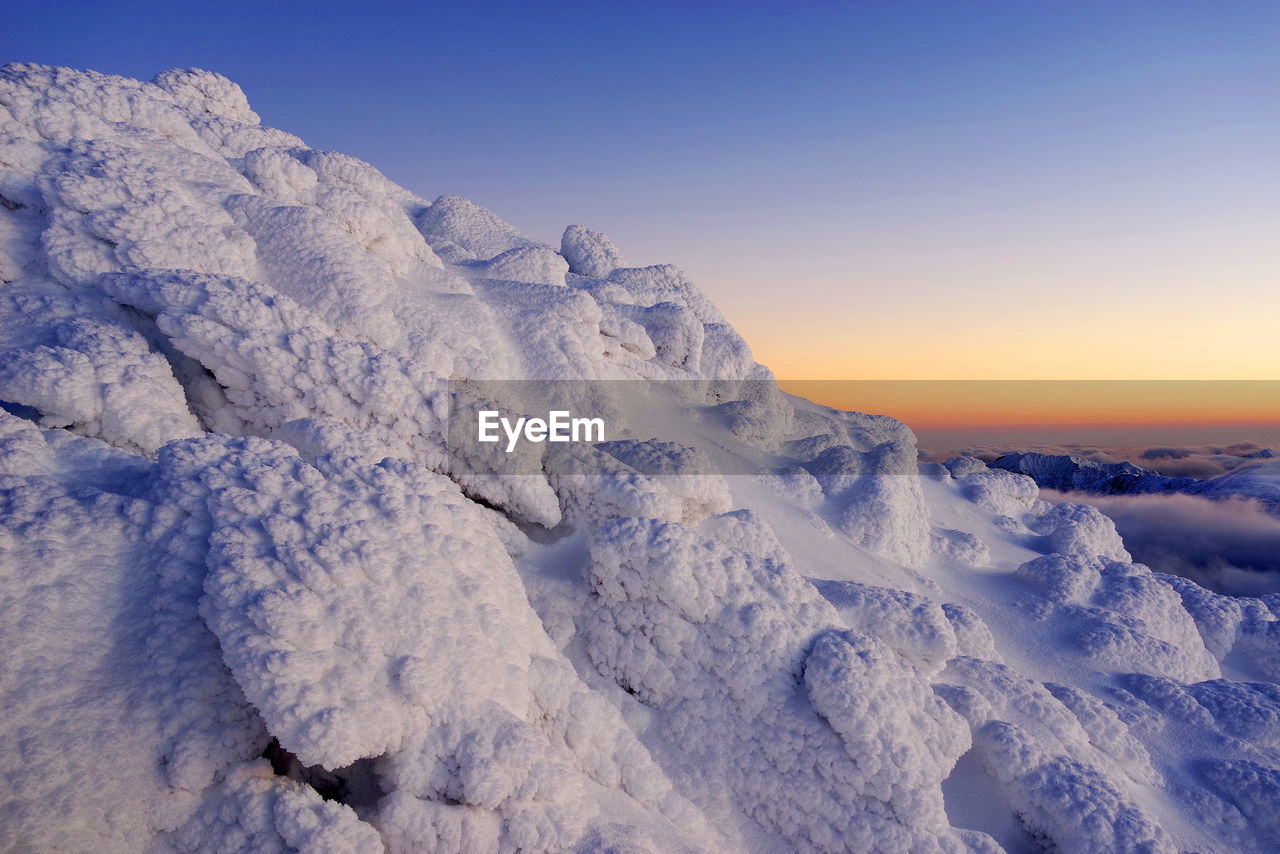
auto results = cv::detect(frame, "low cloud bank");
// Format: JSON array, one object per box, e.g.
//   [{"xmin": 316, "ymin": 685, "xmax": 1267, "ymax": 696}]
[{"xmin": 1044, "ymin": 489, "xmax": 1280, "ymax": 596}]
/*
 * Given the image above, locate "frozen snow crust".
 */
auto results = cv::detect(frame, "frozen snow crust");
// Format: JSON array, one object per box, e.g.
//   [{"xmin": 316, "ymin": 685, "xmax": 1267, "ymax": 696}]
[{"xmin": 2, "ymin": 64, "xmax": 1279, "ymax": 853}]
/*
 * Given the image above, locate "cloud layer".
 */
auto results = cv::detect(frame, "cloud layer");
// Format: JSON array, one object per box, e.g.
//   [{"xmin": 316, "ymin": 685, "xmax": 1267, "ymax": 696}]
[{"xmin": 1044, "ymin": 490, "xmax": 1280, "ymax": 596}]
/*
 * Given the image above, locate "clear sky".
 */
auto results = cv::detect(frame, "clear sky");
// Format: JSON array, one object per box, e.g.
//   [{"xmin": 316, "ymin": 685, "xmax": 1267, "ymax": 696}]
[{"xmin": 6, "ymin": 1, "xmax": 1279, "ymax": 393}]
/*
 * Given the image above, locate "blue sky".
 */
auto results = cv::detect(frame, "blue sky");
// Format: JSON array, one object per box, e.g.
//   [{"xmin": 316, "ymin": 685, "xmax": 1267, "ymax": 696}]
[{"xmin": 6, "ymin": 1, "xmax": 1279, "ymax": 379}]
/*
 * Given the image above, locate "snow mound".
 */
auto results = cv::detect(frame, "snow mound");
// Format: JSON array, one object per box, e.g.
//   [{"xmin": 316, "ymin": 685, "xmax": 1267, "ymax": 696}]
[
  {"xmin": 0, "ymin": 282, "xmax": 201, "ymax": 453},
  {"xmin": 937, "ymin": 658, "xmax": 1173, "ymax": 854},
  {"xmin": 582, "ymin": 511, "xmax": 973, "ymax": 852},
  {"xmin": 417, "ymin": 194, "xmax": 542, "ymax": 262},
  {"xmin": 156, "ymin": 761, "xmax": 383, "ymax": 854},
  {"xmin": 1014, "ymin": 553, "xmax": 1218, "ymax": 681},
  {"xmin": 813, "ymin": 579, "xmax": 962, "ymax": 674},
  {"xmin": 562, "ymin": 223, "xmax": 624, "ymax": 278},
  {"xmin": 168, "ymin": 436, "xmax": 539, "ymax": 768},
  {"xmin": 0, "ymin": 413, "xmax": 264, "ymax": 851}
]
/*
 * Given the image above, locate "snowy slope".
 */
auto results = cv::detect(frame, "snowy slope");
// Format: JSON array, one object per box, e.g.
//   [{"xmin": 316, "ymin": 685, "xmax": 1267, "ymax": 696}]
[{"xmin": 2, "ymin": 64, "xmax": 1280, "ymax": 854}]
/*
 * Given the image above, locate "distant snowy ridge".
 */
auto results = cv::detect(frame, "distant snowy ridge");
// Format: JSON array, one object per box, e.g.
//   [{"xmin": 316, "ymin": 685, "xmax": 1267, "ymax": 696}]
[
  {"xmin": 991, "ymin": 451, "xmax": 1280, "ymax": 514},
  {"xmin": 2, "ymin": 63, "xmax": 1280, "ymax": 854}
]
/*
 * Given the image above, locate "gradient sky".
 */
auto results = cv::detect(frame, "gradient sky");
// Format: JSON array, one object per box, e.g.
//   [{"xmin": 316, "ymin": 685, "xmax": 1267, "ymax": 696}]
[
  {"xmin": 779, "ymin": 381, "xmax": 1280, "ymax": 430},
  {"xmin": 6, "ymin": 1, "xmax": 1279, "ymax": 391}
]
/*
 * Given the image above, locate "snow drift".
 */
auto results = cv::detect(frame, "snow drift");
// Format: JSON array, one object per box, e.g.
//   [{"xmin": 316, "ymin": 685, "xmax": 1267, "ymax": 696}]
[{"xmin": 2, "ymin": 63, "xmax": 1280, "ymax": 853}]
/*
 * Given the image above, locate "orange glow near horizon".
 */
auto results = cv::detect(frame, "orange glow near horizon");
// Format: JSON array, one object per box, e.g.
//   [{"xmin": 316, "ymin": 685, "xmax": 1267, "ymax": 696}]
[
  {"xmin": 731, "ymin": 311, "xmax": 1280, "ymax": 384},
  {"xmin": 777, "ymin": 380, "xmax": 1280, "ymax": 430},
  {"xmin": 709, "ymin": 268, "xmax": 1280, "ymax": 392}
]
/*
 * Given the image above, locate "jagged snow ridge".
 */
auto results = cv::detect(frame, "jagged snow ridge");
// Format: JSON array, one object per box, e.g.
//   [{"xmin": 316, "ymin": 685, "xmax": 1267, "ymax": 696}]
[
  {"xmin": 992, "ymin": 451, "xmax": 1280, "ymax": 515},
  {"xmin": 2, "ymin": 63, "xmax": 1280, "ymax": 853}
]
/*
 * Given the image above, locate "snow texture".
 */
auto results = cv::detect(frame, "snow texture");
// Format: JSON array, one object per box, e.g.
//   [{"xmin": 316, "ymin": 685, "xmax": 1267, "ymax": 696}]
[
  {"xmin": 561, "ymin": 224, "xmax": 624, "ymax": 279},
  {"xmin": 3, "ymin": 63, "xmax": 1279, "ymax": 854}
]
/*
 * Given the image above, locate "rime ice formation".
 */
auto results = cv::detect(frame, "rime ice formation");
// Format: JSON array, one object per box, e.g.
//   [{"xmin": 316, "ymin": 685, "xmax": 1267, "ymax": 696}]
[
  {"xmin": 2, "ymin": 63, "xmax": 1280, "ymax": 854},
  {"xmin": 561, "ymin": 224, "xmax": 624, "ymax": 279}
]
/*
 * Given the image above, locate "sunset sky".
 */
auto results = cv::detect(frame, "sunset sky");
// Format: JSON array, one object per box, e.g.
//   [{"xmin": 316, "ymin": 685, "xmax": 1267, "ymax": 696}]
[
  {"xmin": 779, "ymin": 381, "xmax": 1280, "ymax": 430},
  {"xmin": 7, "ymin": 0, "xmax": 1278, "ymax": 425}
]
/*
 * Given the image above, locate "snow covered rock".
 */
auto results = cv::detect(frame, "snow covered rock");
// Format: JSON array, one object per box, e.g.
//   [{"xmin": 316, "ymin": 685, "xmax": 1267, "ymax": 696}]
[
  {"xmin": 156, "ymin": 761, "xmax": 384, "ymax": 854},
  {"xmin": 937, "ymin": 658, "xmax": 1174, "ymax": 854},
  {"xmin": 582, "ymin": 510, "xmax": 974, "ymax": 852},
  {"xmin": 416, "ymin": 194, "xmax": 542, "ymax": 262},
  {"xmin": 170, "ymin": 436, "xmax": 540, "ymax": 768},
  {"xmin": 1027, "ymin": 500, "xmax": 1129, "ymax": 561},
  {"xmin": 462, "ymin": 245, "xmax": 569, "ymax": 287},
  {"xmin": 957, "ymin": 468, "xmax": 1039, "ymax": 518},
  {"xmin": 548, "ymin": 439, "xmax": 733, "ymax": 526},
  {"xmin": 812, "ymin": 579, "xmax": 960, "ymax": 674},
  {"xmin": 0, "ymin": 414, "xmax": 265, "ymax": 851},
  {"xmin": 0, "ymin": 282, "xmax": 201, "ymax": 453},
  {"xmin": 561, "ymin": 223, "xmax": 624, "ymax": 279},
  {"xmin": 1014, "ymin": 552, "xmax": 1219, "ymax": 681}
]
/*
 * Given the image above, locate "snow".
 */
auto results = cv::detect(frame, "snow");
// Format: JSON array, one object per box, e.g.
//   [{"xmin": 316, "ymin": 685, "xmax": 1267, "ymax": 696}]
[
  {"xmin": 462, "ymin": 245, "xmax": 569, "ymax": 287},
  {"xmin": 812, "ymin": 579, "xmax": 962, "ymax": 674},
  {"xmin": 0, "ymin": 281, "xmax": 202, "ymax": 453},
  {"xmin": 0, "ymin": 413, "xmax": 264, "ymax": 851},
  {"xmin": 156, "ymin": 761, "xmax": 384, "ymax": 854},
  {"xmin": 582, "ymin": 510, "xmax": 973, "ymax": 852},
  {"xmin": 3, "ymin": 62, "xmax": 1280, "ymax": 853},
  {"xmin": 182, "ymin": 436, "xmax": 544, "ymax": 769},
  {"xmin": 416, "ymin": 194, "xmax": 543, "ymax": 262},
  {"xmin": 561, "ymin": 224, "xmax": 625, "ymax": 279}
]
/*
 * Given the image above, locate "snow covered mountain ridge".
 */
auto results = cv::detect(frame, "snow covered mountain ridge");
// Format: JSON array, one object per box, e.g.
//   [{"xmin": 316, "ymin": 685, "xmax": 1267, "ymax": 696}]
[
  {"xmin": 2, "ymin": 64, "xmax": 1280, "ymax": 853},
  {"xmin": 991, "ymin": 452, "xmax": 1280, "ymax": 515}
]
